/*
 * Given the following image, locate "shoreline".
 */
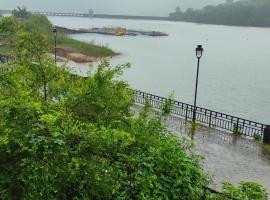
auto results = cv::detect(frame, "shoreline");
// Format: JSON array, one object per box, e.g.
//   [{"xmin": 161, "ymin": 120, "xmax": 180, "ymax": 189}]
[{"xmin": 55, "ymin": 47, "xmax": 98, "ymax": 64}]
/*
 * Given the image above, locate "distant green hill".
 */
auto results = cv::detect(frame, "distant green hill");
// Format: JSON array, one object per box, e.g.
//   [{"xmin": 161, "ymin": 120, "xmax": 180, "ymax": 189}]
[{"xmin": 169, "ymin": 0, "xmax": 270, "ymax": 27}]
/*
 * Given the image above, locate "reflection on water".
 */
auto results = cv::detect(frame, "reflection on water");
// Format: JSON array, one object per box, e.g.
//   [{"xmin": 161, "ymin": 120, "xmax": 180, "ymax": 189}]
[{"xmin": 165, "ymin": 115, "xmax": 270, "ymax": 195}]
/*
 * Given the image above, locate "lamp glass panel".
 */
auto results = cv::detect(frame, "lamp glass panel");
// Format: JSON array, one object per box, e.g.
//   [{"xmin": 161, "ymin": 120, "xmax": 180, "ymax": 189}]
[{"xmin": 196, "ymin": 50, "xmax": 202, "ymax": 58}]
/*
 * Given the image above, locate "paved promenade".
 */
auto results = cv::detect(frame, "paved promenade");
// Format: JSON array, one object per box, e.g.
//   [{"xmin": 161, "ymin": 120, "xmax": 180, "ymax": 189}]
[{"xmin": 165, "ymin": 115, "xmax": 270, "ymax": 196}]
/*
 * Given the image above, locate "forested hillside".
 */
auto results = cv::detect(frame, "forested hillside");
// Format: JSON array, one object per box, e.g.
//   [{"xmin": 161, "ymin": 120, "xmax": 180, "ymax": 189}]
[{"xmin": 169, "ymin": 0, "xmax": 270, "ymax": 27}]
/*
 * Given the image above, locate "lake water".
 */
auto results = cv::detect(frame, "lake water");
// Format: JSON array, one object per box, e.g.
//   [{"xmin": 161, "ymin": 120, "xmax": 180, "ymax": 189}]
[{"xmin": 49, "ymin": 16, "xmax": 270, "ymax": 124}]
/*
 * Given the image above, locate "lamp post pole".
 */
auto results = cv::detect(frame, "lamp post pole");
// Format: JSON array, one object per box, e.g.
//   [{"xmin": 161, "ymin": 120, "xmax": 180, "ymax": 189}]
[
  {"xmin": 53, "ymin": 27, "xmax": 58, "ymax": 65},
  {"xmin": 192, "ymin": 45, "xmax": 204, "ymax": 123}
]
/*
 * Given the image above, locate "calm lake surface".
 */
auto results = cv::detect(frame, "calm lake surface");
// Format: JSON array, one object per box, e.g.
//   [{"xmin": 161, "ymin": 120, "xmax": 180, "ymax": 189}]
[{"xmin": 49, "ymin": 16, "xmax": 270, "ymax": 124}]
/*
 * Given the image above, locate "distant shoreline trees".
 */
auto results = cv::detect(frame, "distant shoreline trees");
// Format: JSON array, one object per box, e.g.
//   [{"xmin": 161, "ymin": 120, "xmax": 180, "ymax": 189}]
[
  {"xmin": 12, "ymin": 6, "xmax": 31, "ymax": 19},
  {"xmin": 169, "ymin": 0, "xmax": 270, "ymax": 27}
]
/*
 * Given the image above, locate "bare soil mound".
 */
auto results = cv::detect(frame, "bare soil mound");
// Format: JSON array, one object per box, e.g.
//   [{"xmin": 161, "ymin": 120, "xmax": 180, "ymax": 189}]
[{"xmin": 55, "ymin": 48, "xmax": 96, "ymax": 63}]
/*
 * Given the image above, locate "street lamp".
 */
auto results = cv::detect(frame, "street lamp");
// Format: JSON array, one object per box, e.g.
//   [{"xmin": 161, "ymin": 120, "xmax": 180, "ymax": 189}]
[
  {"xmin": 192, "ymin": 45, "xmax": 204, "ymax": 122},
  {"xmin": 53, "ymin": 26, "xmax": 58, "ymax": 65}
]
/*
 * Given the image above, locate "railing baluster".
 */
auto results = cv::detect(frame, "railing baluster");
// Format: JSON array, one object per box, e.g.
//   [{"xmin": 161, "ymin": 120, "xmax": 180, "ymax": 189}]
[
  {"xmin": 236, "ymin": 118, "xmax": 240, "ymax": 134},
  {"xmin": 131, "ymin": 89, "xmax": 265, "ymax": 139},
  {"xmin": 185, "ymin": 105, "xmax": 188, "ymax": 120},
  {"xmin": 209, "ymin": 111, "xmax": 212, "ymax": 127}
]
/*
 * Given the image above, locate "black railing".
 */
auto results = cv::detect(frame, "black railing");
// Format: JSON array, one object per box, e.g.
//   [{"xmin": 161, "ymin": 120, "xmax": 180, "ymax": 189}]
[
  {"xmin": 0, "ymin": 55, "xmax": 10, "ymax": 64},
  {"xmin": 131, "ymin": 89, "xmax": 266, "ymax": 138}
]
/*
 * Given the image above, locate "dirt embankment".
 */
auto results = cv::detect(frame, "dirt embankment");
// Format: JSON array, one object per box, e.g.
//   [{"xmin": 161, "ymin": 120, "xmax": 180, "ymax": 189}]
[{"xmin": 55, "ymin": 47, "xmax": 97, "ymax": 63}]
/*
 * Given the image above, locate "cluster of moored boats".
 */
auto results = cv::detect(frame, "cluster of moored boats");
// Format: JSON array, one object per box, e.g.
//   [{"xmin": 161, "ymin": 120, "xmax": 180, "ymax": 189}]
[
  {"xmin": 88, "ymin": 27, "xmax": 169, "ymax": 37},
  {"xmin": 58, "ymin": 26, "xmax": 168, "ymax": 37}
]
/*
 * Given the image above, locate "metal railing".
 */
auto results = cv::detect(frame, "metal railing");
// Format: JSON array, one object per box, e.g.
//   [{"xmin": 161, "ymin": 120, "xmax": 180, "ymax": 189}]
[
  {"xmin": 131, "ymin": 89, "xmax": 266, "ymax": 138},
  {"xmin": 0, "ymin": 55, "xmax": 10, "ymax": 64}
]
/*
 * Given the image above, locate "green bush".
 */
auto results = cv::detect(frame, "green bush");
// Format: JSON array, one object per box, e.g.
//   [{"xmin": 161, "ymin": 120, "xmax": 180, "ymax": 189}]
[
  {"xmin": 0, "ymin": 67, "xmax": 209, "ymax": 199},
  {"xmin": 221, "ymin": 182, "xmax": 268, "ymax": 200},
  {"xmin": 254, "ymin": 133, "xmax": 262, "ymax": 141},
  {"xmin": 23, "ymin": 15, "xmax": 53, "ymax": 35},
  {"xmin": 12, "ymin": 6, "xmax": 31, "ymax": 19}
]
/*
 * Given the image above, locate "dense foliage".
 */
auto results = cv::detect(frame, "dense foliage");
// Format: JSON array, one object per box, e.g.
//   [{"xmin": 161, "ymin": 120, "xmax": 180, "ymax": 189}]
[
  {"xmin": 0, "ymin": 28, "xmax": 210, "ymax": 199},
  {"xmin": 221, "ymin": 182, "xmax": 268, "ymax": 200},
  {"xmin": 12, "ymin": 6, "xmax": 31, "ymax": 19},
  {"xmin": 169, "ymin": 0, "xmax": 270, "ymax": 27},
  {"xmin": 0, "ymin": 17, "xmax": 19, "ymax": 55},
  {"xmin": 0, "ymin": 12, "xmax": 268, "ymax": 200},
  {"xmin": 0, "ymin": 14, "xmax": 115, "ymax": 57}
]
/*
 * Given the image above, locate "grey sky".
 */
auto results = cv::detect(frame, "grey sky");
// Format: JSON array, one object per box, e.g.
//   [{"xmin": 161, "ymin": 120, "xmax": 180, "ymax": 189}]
[{"xmin": 0, "ymin": 0, "xmax": 224, "ymax": 16}]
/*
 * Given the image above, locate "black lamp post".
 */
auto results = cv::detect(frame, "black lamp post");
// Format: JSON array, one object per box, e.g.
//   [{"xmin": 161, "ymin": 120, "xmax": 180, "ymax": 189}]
[
  {"xmin": 192, "ymin": 45, "xmax": 204, "ymax": 123},
  {"xmin": 53, "ymin": 26, "xmax": 58, "ymax": 65}
]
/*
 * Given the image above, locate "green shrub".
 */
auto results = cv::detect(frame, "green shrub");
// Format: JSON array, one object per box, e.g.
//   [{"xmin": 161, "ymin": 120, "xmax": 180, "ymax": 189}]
[
  {"xmin": 254, "ymin": 133, "xmax": 262, "ymax": 141},
  {"xmin": 23, "ymin": 15, "xmax": 53, "ymax": 35},
  {"xmin": 221, "ymin": 182, "xmax": 268, "ymax": 200}
]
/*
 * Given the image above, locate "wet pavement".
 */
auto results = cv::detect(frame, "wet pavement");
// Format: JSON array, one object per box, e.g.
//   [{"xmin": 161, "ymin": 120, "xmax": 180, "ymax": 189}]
[
  {"xmin": 165, "ymin": 115, "xmax": 270, "ymax": 197},
  {"xmin": 131, "ymin": 105, "xmax": 270, "ymax": 197}
]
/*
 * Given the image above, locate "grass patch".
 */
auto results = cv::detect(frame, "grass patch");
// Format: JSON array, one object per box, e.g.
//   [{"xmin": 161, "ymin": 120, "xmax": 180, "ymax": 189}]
[
  {"xmin": 255, "ymin": 140, "xmax": 270, "ymax": 153},
  {"xmin": 57, "ymin": 34, "xmax": 117, "ymax": 58},
  {"xmin": 262, "ymin": 143, "xmax": 270, "ymax": 153}
]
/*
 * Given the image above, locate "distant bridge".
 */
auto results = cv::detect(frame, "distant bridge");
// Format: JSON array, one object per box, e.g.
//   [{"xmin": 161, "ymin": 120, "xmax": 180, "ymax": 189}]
[
  {"xmin": 31, "ymin": 11, "xmax": 89, "ymax": 17},
  {"xmin": 0, "ymin": 9, "xmax": 169, "ymax": 21},
  {"xmin": 0, "ymin": 10, "xmax": 12, "ymax": 14}
]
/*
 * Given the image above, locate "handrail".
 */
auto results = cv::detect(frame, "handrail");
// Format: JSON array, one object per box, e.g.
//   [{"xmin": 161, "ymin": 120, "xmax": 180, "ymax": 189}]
[{"xmin": 130, "ymin": 89, "xmax": 266, "ymax": 138}]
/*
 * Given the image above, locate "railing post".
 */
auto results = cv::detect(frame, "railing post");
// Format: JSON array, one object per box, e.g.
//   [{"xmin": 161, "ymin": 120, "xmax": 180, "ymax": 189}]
[
  {"xmin": 185, "ymin": 105, "xmax": 188, "ymax": 121},
  {"xmin": 263, "ymin": 125, "xmax": 270, "ymax": 145},
  {"xmin": 209, "ymin": 111, "xmax": 212, "ymax": 127},
  {"xmin": 234, "ymin": 118, "xmax": 240, "ymax": 134},
  {"xmin": 242, "ymin": 120, "xmax": 245, "ymax": 135}
]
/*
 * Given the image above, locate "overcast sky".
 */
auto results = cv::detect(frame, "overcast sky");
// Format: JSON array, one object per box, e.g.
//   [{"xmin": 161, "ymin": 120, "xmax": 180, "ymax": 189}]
[{"xmin": 0, "ymin": 0, "xmax": 225, "ymax": 16}]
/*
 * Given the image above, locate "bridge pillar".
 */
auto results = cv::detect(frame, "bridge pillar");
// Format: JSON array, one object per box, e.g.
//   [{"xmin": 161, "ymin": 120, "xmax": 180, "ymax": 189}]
[{"xmin": 263, "ymin": 125, "xmax": 270, "ymax": 144}]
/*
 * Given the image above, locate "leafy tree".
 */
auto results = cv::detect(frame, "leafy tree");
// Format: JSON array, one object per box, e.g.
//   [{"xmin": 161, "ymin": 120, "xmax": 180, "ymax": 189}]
[
  {"xmin": 64, "ymin": 60, "xmax": 133, "ymax": 127},
  {"xmin": 12, "ymin": 6, "xmax": 31, "ymax": 19},
  {"xmin": 0, "ymin": 17, "xmax": 19, "ymax": 43},
  {"xmin": 14, "ymin": 31, "xmax": 53, "ymax": 101},
  {"xmin": 23, "ymin": 15, "xmax": 53, "ymax": 35}
]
